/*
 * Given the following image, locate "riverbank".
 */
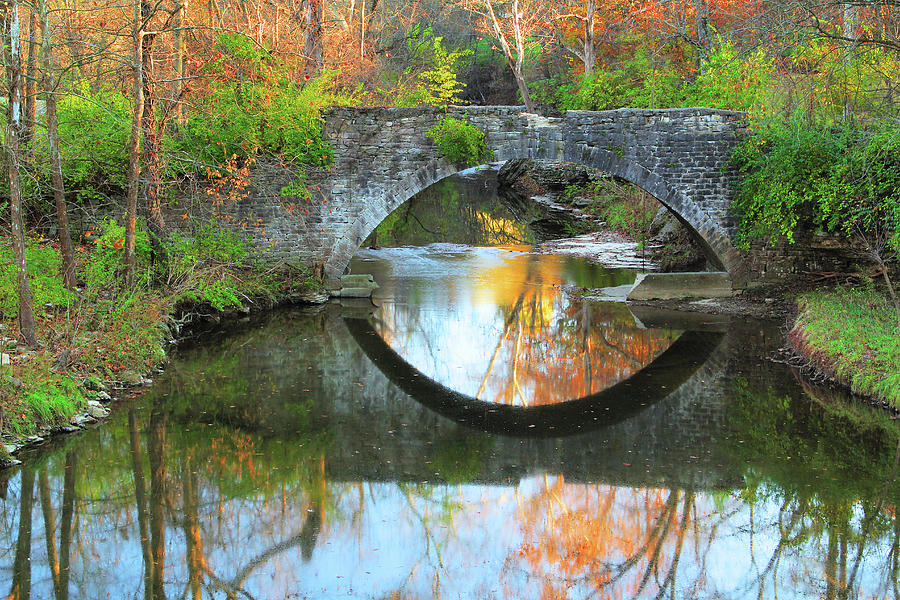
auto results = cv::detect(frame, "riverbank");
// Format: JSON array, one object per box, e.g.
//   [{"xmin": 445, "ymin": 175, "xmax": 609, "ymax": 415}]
[
  {"xmin": 627, "ymin": 279, "xmax": 900, "ymax": 414},
  {"xmin": 786, "ymin": 285, "xmax": 900, "ymax": 411},
  {"xmin": 0, "ymin": 234, "xmax": 325, "ymax": 468}
]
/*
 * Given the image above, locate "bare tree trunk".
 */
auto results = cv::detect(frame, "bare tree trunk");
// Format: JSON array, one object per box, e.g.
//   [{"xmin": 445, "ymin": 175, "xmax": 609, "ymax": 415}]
[
  {"xmin": 3, "ymin": 0, "xmax": 40, "ymax": 348},
  {"xmin": 124, "ymin": 0, "xmax": 144, "ymax": 287},
  {"xmin": 359, "ymin": 0, "xmax": 365, "ymax": 58},
  {"xmin": 141, "ymin": 18, "xmax": 169, "ymax": 271},
  {"xmin": 583, "ymin": 0, "xmax": 596, "ymax": 77},
  {"xmin": 41, "ymin": 0, "xmax": 76, "ymax": 290},
  {"xmin": 693, "ymin": 0, "xmax": 712, "ymax": 67},
  {"xmin": 172, "ymin": 0, "xmax": 186, "ymax": 128},
  {"xmin": 23, "ymin": 9, "xmax": 37, "ymax": 147},
  {"xmin": 843, "ymin": 3, "xmax": 857, "ymax": 121},
  {"xmin": 304, "ymin": 0, "xmax": 323, "ymax": 72},
  {"xmin": 482, "ymin": 0, "xmax": 535, "ymax": 113}
]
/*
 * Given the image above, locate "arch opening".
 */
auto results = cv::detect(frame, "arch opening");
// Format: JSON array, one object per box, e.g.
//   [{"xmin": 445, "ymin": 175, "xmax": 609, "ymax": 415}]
[{"xmin": 324, "ymin": 151, "xmax": 734, "ymax": 278}]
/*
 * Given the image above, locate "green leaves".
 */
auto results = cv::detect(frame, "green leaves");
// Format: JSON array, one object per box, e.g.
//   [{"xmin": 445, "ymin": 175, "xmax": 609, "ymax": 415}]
[
  {"xmin": 731, "ymin": 116, "xmax": 900, "ymax": 252},
  {"xmin": 0, "ymin": 238, "xmax": 75, "ymax": 319},
  {"xmin": 427, "ymin": 116, "xmax": 492, "ymax": 166}
]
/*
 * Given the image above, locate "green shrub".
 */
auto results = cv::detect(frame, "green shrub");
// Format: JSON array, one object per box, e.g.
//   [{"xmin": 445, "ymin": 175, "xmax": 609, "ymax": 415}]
[
  {"xmin": 396, "ymin": 31, "xmax": 469, "ymax": 108},
  {"xmin": 82, "ymin": 219, "xmax": 153, "ymax": 289},
  {"xmin": 0, "ymin": 239, "xmax": 75, "ymax": 318},
  {"xmin": 56, "ymin": 83, "xmax": 131, "ymax": 193},
  {"xmin": 166, "ymin": 219, "xmax": 251, "ymax": 310},
  {"xmin": 178, "ymin": 35, "xmax": 351, "ymax": 168},
  {"xmin": 685, "ymin": 40, "xmax": 776, "ymax": 118},
  {"xmin": 731, "ymin": 116, "xmax": 900, "ymax": 251},
  {"xmin": 565, "ymin": 48, "xmax": 686, "ymax": 111},
  {"xmin": 427, "ymin": 116, "xmax": 493, "ymax": 166}
]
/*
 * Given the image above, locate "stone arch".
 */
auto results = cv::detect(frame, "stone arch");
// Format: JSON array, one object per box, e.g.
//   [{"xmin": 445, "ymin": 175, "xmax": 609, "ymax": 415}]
[
  {"xmin": 345, "ymin": 317, "xmax": 724, "ymax": 437},
  {"xmin": 324, "ymin": 151, "xmax": 737, "ymax": 278}
]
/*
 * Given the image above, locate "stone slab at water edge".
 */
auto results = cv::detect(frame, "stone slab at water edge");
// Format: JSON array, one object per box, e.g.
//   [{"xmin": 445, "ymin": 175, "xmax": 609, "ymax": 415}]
[{"xmin": 627, "ymin": 272, "xmax": 734, "ymax": 301}]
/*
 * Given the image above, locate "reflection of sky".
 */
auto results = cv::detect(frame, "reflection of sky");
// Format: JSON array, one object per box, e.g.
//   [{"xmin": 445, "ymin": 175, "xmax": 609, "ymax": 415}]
[
  {"xmin": 2, "ymin": 472, "xmax": 896, "ymax": 599},
  {"xmin": 355, "ymin": 245, "xmax": 677, "ymax": 405}
]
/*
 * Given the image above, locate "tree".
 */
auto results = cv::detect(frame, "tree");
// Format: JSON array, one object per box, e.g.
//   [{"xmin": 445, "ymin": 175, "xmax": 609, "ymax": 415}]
[
  {"xmin": 2, "ymin": 0, "xmax": 40, "ymax": 348},
  {"xmin": 463, "ymin": 0, "xmax": 552, "ymax": 112},
  {"xmin": 556, "ymin": 0, "xmax": 597, "ymax": 75},
  {"xmin": 124, "ymin": 0, "xmax": 145, "ymax": 286},
  {"xmin": 40, "ymin": 0, "xmax": 77, "ymax": 290},
  {"xmin": 304, "ymin": 0, "xmax": 324, "ymax": 71}
]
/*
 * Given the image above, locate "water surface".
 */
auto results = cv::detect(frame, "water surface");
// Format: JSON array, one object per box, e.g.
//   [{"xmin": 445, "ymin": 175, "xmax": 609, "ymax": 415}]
[{"xmin": 2, "ymin": 172, "xmax": 899, "ymax": 599}]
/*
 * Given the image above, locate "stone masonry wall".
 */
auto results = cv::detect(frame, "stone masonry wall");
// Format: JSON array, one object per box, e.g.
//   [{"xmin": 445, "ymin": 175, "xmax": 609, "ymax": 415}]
[{"xmin": 292, "ymin": 105, "xmax": 748, "ymax": 278}]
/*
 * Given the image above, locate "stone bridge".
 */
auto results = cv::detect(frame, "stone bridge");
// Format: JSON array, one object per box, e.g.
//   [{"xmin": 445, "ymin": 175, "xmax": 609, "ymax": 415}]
[{"xmin": 255, "ymin": 105, "xmax": 749, "ymax": 280}]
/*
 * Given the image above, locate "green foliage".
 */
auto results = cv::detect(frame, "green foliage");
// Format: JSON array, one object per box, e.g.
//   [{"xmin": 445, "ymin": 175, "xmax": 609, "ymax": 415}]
[
  {"xmin": 565, "ymin": 49, "xmax": 686, "ymax": 111},
  {"xmin": 178, "ymin": 34, "xmax": 351, "ymax": 167},
  {"xmin": 396, "ymin": 32, "xmax": 470, "ymax": 108},
  {"xmin": 1, "ymin": 358, "xmax": 85, "ymax": 436},
  {"xmin": 686, "ymin": 40, "xmax": 776, "ymax": 118},
  {"xmin": 731, "ymin": 116, "xmax": 900, "ymax": 251},
  {"xmin": 427, "ymin": 116, "xmax": 493, "ymax": 166},
  {"xmin": 82, "ymin": 219, "xmax": 153, "ymax": 290},
  {"xmin": 727, "ymin": 376, "xmax": 900, "ymax": 504},
  {"xmin": 792, "ymin": 285, "xmax": 900, "ymax": 407},
  {"xmin": 166, "ymin": 219, "xmax": 252, "ymax": 310},
  {"xmin": 432, "ymin": 436, "xmax": 489, "ymax": 485},
  {"xmin": 280, "ymin": 173, "xmax": 312, "ymax": 202},
  {"xmin": 56, "ymin": 83, "xmax": 132, "ymax": 192},
  {"xmin": 566, "ymin": 177, "xmax": 658, "ymax": 243},
  {"xmin": 528, "ymin": 75, "xmax": 577, "ymax": 111},
  {"xmin": 785, "ymin": 40, "xmax": 900, "ymax": 122},
  {"xmin": 0, "ymin": 239, "xmax": 75, "ymax": 318}
]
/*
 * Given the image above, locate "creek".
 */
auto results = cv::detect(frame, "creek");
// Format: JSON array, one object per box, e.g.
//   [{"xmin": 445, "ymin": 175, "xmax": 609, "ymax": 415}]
[{"xmin": 1, "ymin": 169, "xmax": 899, "ymax": 599}]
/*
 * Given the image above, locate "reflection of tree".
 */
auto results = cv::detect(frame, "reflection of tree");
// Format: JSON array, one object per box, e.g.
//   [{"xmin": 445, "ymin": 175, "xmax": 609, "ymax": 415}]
[
  {"xmin": 378, "ymin": 251, "xmax": 678, "ymax": 407},
  {"xmin": 729, "ymin": 378, "xmax": 900, "ymax": 599},
  {"xmin": 515, "ymin": 478, "xmax": 700, "ymax": 599},
  {"xmin": 181, "ymin": 457, "xmax": 205, "ymax": 600},
  {"xmin": 129, "ymin": 406, "xmax": 155, "ymax": 600},
  {"xmin": 148, "ymin": 402, "xmax": 168, "ymax": 600},
  {"xmin": 7, "ymin": 467, "xmax": 34, "ymax": 600},
  {"xmin": 369, "ymin": 175, "xmax": 537, "ymax": 248},
  {"xmin": 37, "ymin": 451, "xmax": 77, "ymax": 600}
]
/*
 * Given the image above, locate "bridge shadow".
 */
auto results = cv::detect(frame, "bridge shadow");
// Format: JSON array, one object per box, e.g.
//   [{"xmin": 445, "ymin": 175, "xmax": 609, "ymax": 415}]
[{"xmin": 344, "ymin": 316, "xmax": 725, "ymax": 438}]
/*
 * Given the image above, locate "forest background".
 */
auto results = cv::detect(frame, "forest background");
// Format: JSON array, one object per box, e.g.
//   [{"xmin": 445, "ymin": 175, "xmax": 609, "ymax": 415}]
[{"xmin": 1, "ymin": 0, "xmax": 899, "ymax": 438}]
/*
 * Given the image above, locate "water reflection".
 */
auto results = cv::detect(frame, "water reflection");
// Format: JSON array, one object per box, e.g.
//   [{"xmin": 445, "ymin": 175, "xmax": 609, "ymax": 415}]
[
  {"xmin": 356, "ymin": 246, "xmax": 675, "ymax": 406},
  {"xmin": 1, "ymin": 305, "xmax": 899, "ymax": 599}
]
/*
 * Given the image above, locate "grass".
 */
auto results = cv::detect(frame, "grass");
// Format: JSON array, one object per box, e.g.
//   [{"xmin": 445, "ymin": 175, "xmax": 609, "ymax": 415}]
[
  {"xmin": 789, "ymin": 285, "xmax": 900, "ymax": 408},
  {"xmin": 1, "ymin": 355, "xmax": 87, "ymax": 437}
]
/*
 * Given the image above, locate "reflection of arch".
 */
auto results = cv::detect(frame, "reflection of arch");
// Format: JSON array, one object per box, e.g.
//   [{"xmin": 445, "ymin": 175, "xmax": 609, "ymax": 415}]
[
  {"xmin": 345, "ymin": 317, "xmax": 725, "ymax": 438},
  {"xmin": 324, "ymin": 151, "xmax": 735, "ymax": 278}
]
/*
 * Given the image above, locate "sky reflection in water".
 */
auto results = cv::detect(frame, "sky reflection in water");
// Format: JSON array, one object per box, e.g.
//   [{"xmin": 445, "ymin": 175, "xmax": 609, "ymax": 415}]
[{"xmin": 356, "ymin": 244, "xmax": 676, "ymax": 406}]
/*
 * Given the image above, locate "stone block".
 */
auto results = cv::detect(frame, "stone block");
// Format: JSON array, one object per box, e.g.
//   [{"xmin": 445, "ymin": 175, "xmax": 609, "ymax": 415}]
[{"xmin": 627, "ymin": 272, "xmax": 734, "ymax": 301}]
